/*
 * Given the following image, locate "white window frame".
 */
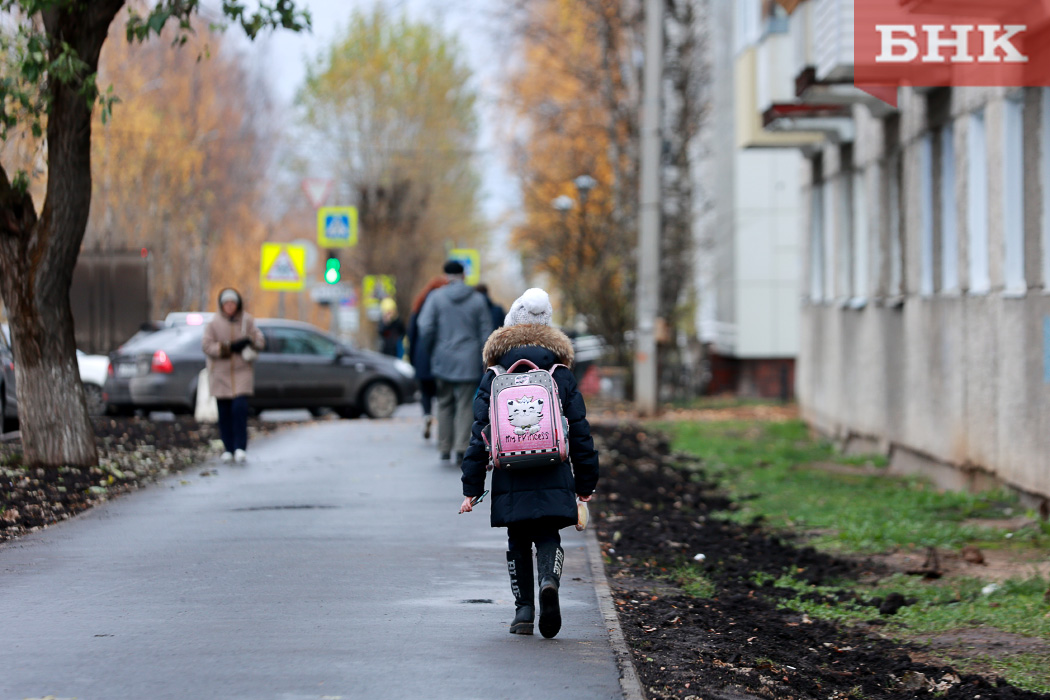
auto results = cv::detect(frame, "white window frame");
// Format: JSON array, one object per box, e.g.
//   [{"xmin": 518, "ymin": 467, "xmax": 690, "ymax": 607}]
[
  {"xmin": 1003, "ymin": 93, "xmax": 1026, "ymax": 296},
  {"xmin": 920, "ymin": 134, "xmax": 936, "ymax": 296},
  {"xmin": 967, "ymin": 109, "xmax": 990, "ymax": 294},
  {"xmin": 940, "ymin": 124, "xmax": 959, "ymax": 293}
]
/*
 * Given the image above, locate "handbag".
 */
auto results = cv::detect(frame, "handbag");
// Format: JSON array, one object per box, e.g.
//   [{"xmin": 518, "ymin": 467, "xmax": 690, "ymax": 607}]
[{"xmin": 240, "ymin": 317, "xmax": 258, "ymax": 363}]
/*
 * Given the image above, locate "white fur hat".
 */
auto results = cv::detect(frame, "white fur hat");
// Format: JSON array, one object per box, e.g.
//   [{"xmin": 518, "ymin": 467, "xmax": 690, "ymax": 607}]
[{"xmin": 505, "ymin": 288, "xmax": 553, "ymax": 327}]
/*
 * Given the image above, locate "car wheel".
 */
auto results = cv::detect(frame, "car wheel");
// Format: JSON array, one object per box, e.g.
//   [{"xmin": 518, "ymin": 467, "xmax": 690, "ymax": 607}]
[
  {"xmin": 361, "ymin": 381, "xmax": 398, "ymax": 420},
  {"xmin": 83, "ymin": 383, "xmax": 106, "ymax": 416}
]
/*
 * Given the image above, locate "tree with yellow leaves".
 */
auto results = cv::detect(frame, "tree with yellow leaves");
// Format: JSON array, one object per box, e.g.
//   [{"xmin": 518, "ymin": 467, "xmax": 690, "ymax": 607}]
[
  {"xmin": 296, "ymin": 8, "xmax": 485, "ymax": 319},
  {"xmin": 87, "ymin": 17, "xmax": 275, "ymax": 317},
  {"xmin": 504, "ymin": 0, "xmax": 640, "ymax": 364}
]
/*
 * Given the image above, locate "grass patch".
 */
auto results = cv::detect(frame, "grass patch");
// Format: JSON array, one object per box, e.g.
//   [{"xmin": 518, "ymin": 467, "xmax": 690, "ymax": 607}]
[
  {"xmin": 953, "ymin": 654, "xmax": 1050, "ymax": 695},
  {"xmin": 766, "ymin": 572, "xmax": 1050, "ymax": 693},
  {"xmin": 661, "ymin": 419, "xmax": 1045, "ymax": 553},
  {"xmin": 664, "ymin": 396, "xmax": 789, "ymax": 411},
  {"xmin": 670, "ymin": 564, "xmax": 716, "ymax": 598},
  {"xmin": 655, "ymin": 417, "xmax": 1050, "ymax": 691}
]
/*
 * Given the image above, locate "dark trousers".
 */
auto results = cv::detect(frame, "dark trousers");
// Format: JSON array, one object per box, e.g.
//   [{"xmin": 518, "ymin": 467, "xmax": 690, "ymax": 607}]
[
  {"xmin": 419, "ymin": 379, "xmax": 437, "ymax": 417},
  {"xmin": 507, "ymin": 521, "xmax": 561, "ymax": 555},
  {"xmin": 216, "ymin": 396, "xmax": 249, "ymax": 453}
]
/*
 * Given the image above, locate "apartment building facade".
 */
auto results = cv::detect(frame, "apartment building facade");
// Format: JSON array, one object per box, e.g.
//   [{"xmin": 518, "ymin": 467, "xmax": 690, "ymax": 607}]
[
  {"xmin": 741, "ymin": 0, "xmax": 1050, "ymax": 499},
  {"xmin": 697, "ymin": 0, "xmax": 804, "ymax": 399}
]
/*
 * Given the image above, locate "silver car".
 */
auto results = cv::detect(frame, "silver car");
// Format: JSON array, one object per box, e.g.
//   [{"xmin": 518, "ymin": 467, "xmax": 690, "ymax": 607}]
[{"xmin": 103, "ymin": 319, "xmax": 418, "ymax": 419}]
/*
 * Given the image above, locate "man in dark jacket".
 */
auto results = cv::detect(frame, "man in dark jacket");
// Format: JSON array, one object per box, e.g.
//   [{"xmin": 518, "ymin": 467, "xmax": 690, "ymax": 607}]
[
  {"xmin": 459, "ymin": 288, "xmax": 600, "ymax": 639},
  {"xmin": 474, "ymin": 283, "xmax": 505, "ymax": 331},
  {"xmin": 418, "ymin": 260, "xmax": 494, "ymax": 461}
]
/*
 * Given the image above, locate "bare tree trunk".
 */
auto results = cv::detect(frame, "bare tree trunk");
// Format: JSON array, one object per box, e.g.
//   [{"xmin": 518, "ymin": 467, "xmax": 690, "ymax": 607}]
[{"xmin": 0, "ymin": 3, "xmax": 124, "ymax": 468}]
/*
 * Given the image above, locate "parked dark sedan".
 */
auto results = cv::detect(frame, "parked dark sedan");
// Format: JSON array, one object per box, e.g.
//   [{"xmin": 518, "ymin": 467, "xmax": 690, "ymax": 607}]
[
  {"xmin": 0, "ymin": 325, "xmax": 16, "ymax": 432},
  {"xmin": 103, "ymin": 319, "xmax": 418, "ymax": 419}
]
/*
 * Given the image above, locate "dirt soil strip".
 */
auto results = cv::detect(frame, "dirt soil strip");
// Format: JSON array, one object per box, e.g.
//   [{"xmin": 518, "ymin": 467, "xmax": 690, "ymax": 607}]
[
  {"xmin": 591, "ymin": 424, "xmax": 1047, "ymax": 700},
  {"xmin": 585, "ymin": 524, "xmax": 647, "ymax": 700}
]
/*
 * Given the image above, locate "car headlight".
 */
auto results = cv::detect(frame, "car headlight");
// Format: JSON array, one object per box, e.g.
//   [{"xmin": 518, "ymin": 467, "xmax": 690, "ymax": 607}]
[{"xmin": 394, "ymin": 359, "xmax": 415, "ymax": 378}]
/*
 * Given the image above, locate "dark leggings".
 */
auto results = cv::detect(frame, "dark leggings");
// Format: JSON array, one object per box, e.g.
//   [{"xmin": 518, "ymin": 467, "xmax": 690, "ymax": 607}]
[
  {"xmin": 507, "ymin": 521, "xmax": 561, "ymax": 555},
  {"xmin": 216, "ymin": 396, "xmax": 249, "ymax": 452}
]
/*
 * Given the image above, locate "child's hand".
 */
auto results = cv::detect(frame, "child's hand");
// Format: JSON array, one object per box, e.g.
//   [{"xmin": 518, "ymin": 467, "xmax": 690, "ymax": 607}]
[
  {"xmin": 578, "ymin": 494, "xmax": 593, "ymax": 502},
  {"xmin": 459, "ymin": 496, "xmax": 474, "ymax": 514}
]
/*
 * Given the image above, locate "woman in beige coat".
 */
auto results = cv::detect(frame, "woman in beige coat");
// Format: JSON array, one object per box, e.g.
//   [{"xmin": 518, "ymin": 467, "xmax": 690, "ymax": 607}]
[{"xmin": 202, "ymin": 288, "xmax": 265, "ymax": 463}]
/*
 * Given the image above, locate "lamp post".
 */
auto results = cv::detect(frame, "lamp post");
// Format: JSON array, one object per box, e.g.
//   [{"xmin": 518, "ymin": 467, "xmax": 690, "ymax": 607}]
[
  {"xmin": 573, "ymin": 174, "xmax": 597, "ymax": 205},
  {"xmin": 551, "ymin": 195, "xmax": 576, "ymax": 319},
  {"xmin": 572, "ymin": 174, "xmax": 596, "ymax": 274}
]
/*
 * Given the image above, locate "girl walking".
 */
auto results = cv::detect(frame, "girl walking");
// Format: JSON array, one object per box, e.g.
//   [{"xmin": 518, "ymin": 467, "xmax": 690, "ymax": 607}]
[{"xmin": 459, "ymin": 288, "xmax": 599, "ymax": 638}]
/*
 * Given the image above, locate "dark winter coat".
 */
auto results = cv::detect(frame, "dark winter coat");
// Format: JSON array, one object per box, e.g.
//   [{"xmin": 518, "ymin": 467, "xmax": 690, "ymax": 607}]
[
  {"xmin": 461, "ymin": 324, "xmax": 600, "ymax": 529},
  {"xmin": 406, "ymin": 311, "xmax": 433, "ymax": 381},
  {"xmin": 378, "ymin": 317, "xmax": 406, "ymax": 357}
]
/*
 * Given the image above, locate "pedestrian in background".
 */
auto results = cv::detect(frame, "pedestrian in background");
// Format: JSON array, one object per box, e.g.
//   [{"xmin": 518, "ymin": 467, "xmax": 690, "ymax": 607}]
[
  {"xmin": 474, "ymin": 283, "xmax": 505, "ymax": 331},
  {"xmin": 202, "ymin": 288, "xmax": 264, "ymax": 464},
  {"xmin": 459, "ymin": 288, "xmax": 600, "ymax": 639},
  {"xmin": 377, "ymin": 297, "xmax": 406, "ymax": 358},
  {"xmin": 408, "ymin": 275, "xmax": 448, "ymax": 440},
  {"xmin": 418, "ymin": 260, "xmax": 493, "ymax": 462}
]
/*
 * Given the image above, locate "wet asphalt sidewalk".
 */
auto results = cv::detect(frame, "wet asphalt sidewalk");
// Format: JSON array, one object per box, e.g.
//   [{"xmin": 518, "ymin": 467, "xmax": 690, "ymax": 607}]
[{"xmin": 0, "ymin": 413, "xmax": 630, "ymax": 700}]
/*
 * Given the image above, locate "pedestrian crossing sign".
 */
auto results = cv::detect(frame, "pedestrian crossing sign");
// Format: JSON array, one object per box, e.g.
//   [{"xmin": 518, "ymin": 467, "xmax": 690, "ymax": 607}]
[
  {"xmin": 448, "ymin": 248, "xmax": 481, "ymax": 286},
  {"xmin": 260, "ymin": 243, "xmax": 307, "ymax": 291},
  {"xmin": 317, "ymin": 206, "xmax": 358, "ymax": 248}
]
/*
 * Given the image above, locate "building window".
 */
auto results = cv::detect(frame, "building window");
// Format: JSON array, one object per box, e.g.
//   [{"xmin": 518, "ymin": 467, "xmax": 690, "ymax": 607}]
[
  {"xmin": 824, "ymin": 171, "xmax": 837, "ymax": 301},
  {"xmin": 810, "ymin": 183, "xmax": 825, "ymax": 301},
  {"xmin": 838, "ymin": 145, "xmax": 854, "ymax": 301},
  {"xmin": 810, "ymin": 156, "xmax": 825, "ymax": 302},
  {"xmin": 920, "ymin": 134, "xmax": 936, "ymax": 296},
  {"xmin": 882, "ymin": 114, "xmax": 904, "ymax": 299},
  {"xmin": 940, "ymin": 124, "xmax": 959, "ymax": 292},
  {"xmin": 1003, "ymin": 93, "xmax": 1026, "ymax": 295},
  {"xmin": 967, "ymin": 109, "xmax": 990, "ymax": 294},
  {"xmin": 852, "ymin": 169, "xmax": 869, "ymax": 303},
  {"xmin": 887, "ymin": 154, "xmax": 904, "ymax": 297}
]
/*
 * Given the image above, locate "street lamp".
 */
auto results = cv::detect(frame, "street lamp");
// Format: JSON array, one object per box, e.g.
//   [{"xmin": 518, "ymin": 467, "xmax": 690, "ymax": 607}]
[
  {"xmin": 573, "ymin": 174, "xmax": 597, "ymax": 204},
  {"xmin": 551, "ymin": 195, "xmax": 575, "ymax": 213}
]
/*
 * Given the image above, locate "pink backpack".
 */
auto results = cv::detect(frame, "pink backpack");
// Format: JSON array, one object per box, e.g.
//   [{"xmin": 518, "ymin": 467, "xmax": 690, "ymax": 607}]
[{"xmin": 482, "ymin": 359, "xmax": 570, "ymax": 470}]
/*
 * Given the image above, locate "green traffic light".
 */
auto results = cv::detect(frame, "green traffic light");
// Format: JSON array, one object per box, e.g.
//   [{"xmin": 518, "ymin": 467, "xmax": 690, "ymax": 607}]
[{"xmin": 325, "ymin": 257, "xmax": 341, "ymax": 284}]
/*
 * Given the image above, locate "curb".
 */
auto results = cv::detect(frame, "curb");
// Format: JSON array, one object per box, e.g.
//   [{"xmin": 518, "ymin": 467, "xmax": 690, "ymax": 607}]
[{"xmin": 584, "ymin": 524, "xmax": 647, "ymax": 700}]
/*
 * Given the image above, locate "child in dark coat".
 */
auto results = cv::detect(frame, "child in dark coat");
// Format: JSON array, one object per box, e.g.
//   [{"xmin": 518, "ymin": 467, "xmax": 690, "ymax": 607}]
[{"xmin": 459, "ymin": 288, "xmax": 600, "ymax": 638}]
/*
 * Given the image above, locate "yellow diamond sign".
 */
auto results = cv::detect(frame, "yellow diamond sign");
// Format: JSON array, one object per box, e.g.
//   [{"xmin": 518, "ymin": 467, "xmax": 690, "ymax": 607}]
[{"xmin": 260, "ymin": 243, "xmax": 307, "ymax": 291}]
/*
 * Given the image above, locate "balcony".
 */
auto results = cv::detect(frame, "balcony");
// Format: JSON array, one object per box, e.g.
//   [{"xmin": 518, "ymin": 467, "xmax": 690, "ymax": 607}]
[
  {"xmin": 762, "ymin": 102, "xmax": 855, "ymax": 144},
  {"xmin": 737, "ymin": 34, "xmax": 827, "ymax": 149},
  {"xmin": 813, "ymin": 0, "xmax": 854, "ymax": 82}
]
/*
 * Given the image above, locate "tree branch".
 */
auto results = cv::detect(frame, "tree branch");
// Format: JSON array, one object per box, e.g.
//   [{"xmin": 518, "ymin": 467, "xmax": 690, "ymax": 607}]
[{"xmin": 0, "ymin": 160, "xmax": 38, "ymax": 238}]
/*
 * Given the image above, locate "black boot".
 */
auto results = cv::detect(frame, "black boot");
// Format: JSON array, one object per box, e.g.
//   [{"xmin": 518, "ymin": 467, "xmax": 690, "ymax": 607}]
[
  {"xmin": 507, "ymin": 550, "xmax": 534, "ymax": 635},
  {"xmin": 536, "ymin": 543, "xmax": 564, "ymax": 639}
]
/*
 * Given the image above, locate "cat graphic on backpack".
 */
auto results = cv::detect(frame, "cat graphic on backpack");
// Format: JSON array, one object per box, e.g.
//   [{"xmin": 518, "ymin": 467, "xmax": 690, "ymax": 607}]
[
  {"xmin": 482, "ymin": 359, "xmax": 569, "ymax": 470},
  {"xmin": 507, "ymin": 395, "xmax": 543, "ymax": 436}
]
